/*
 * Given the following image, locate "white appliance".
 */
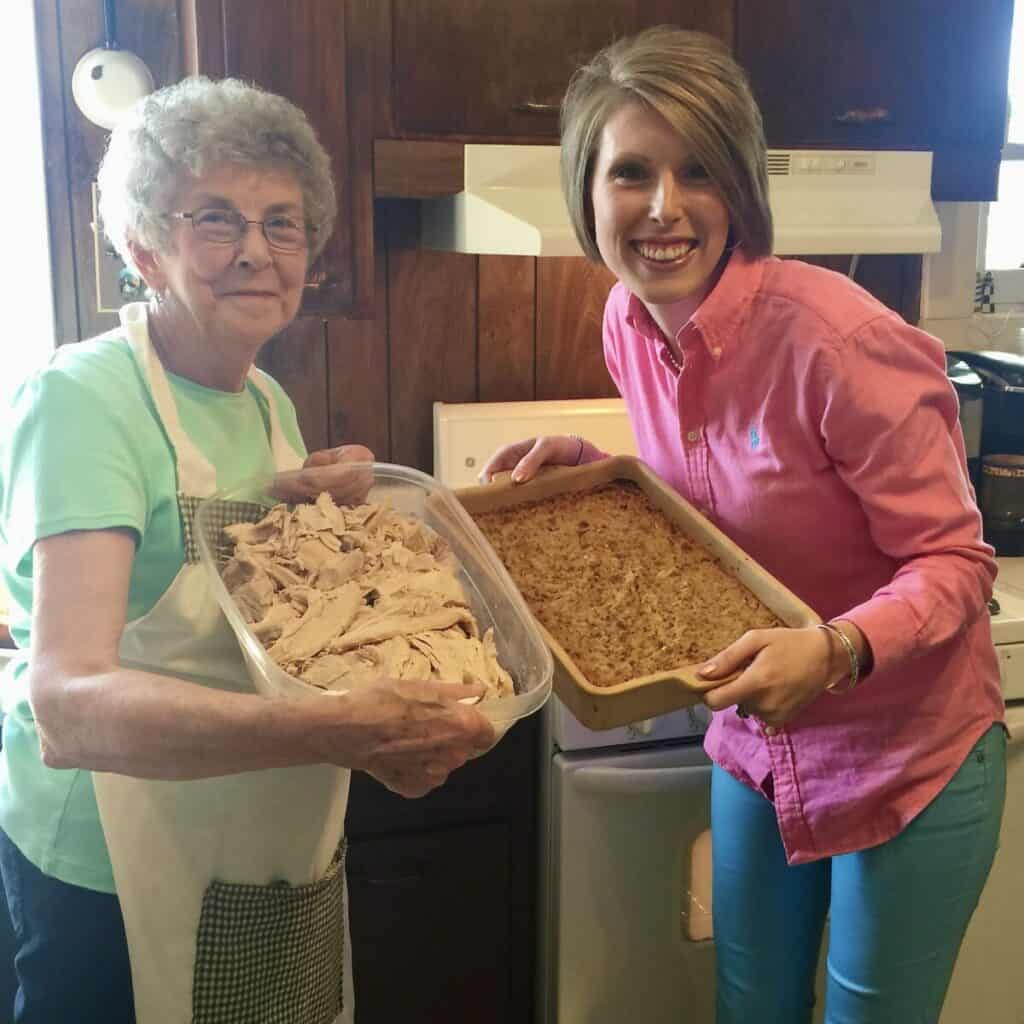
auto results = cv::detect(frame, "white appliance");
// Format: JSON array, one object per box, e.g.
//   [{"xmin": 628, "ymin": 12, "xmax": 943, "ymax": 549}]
[
  {"xmin": 433, "ymin": 398, "xmax": 1024, "ymax": 1024},
  {"xmin": 940, "ymin": 558, "xmax": 1024, "ymax": 1024},
  {"xmin": 420, "ymin": 146, "xmax": 941, "ymax": 257}
]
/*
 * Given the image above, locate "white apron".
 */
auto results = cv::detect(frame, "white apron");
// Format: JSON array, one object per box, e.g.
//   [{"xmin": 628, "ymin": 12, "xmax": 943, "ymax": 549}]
[{"xmin": 93, "ymin": 304, "xmax": 354, "ymax": 1024}]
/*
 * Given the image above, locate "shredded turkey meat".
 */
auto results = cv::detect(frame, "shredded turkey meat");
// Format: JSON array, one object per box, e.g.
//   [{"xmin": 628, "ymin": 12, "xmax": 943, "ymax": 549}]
[{"xmin": 221, "ymin": 492, "xmax": 515, "ymax": 699}]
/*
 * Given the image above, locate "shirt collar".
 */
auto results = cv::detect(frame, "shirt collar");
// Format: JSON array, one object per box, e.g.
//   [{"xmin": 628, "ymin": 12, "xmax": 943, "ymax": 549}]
[{"xmin": 622, "ymin": 249, "xmax": 766, "ymax": 364}]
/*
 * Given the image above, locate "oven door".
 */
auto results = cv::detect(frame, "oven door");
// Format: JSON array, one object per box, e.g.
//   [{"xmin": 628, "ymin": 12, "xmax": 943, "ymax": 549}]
[{"xmin": 542, "ymin": 741, "xmax": 715, "ymax": 1024}]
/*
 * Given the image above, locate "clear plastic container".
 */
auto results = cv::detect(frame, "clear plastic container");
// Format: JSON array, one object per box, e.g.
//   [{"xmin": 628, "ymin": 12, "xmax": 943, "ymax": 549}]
[{"xmin": 195, "ymin": 462, "xmax": 552, "ymax": 741}]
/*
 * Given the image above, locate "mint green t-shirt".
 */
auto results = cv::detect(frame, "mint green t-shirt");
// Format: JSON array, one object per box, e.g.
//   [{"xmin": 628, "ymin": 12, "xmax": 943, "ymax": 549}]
[{"xmin": 0, "ymin": 333, "xmax": 306, "ymax": 892}]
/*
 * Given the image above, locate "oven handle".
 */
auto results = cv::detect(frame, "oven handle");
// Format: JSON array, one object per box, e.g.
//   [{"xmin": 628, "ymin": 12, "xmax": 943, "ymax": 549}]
[{"xmin": 571, "ymin": 763, "xmax": 710, "ymax": 796}]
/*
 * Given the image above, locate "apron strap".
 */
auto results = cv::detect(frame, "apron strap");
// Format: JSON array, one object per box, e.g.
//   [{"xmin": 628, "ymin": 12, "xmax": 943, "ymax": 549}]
[
  {"xmin": 121, "ymin": 303, "xmax": 306, "ymax": 496},
  {"xmin": 122, "ymin": 303, "xmax": 218, "ymax": 497},
  {"xmin": 246, "ymin": 367, "xmax": 305, "ymax": 474}
]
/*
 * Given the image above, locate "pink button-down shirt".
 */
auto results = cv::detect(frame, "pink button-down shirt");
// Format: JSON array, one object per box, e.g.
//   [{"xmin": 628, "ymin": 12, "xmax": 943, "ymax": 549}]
[{"xmin": 602, "ymin": 252, "xmax": 1004, "ymax": 864}]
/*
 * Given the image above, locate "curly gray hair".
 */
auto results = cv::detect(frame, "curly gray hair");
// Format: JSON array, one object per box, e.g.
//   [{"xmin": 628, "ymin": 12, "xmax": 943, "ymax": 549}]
[{"xmin": 97, "ymin": 76, "xmax": 336, "ymax": 263}]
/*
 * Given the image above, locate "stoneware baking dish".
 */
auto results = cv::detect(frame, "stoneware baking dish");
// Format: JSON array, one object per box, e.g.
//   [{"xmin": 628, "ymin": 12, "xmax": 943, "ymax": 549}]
[
  {"xmin": 455, "ymin": 455, "xmax": 821, "ymax": 731},
  {"xmin": 195, "ymin": 463, "xmax": 553, "ymax": 744}
]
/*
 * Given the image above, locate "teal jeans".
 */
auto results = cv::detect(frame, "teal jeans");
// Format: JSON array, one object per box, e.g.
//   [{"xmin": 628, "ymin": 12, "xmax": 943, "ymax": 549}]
[{"xmin": 711, "ymin": 724, "xmax": 1007, "ymax": 1024}]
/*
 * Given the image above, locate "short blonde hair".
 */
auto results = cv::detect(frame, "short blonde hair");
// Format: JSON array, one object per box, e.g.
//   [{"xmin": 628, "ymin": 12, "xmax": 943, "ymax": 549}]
[
  {"xmin": 97, "ymin": 76, "xmax": 336, "ymax": 263},
  {"xmin": 561, "ymin": 26, "xmax": 773, "ymax": 262}
]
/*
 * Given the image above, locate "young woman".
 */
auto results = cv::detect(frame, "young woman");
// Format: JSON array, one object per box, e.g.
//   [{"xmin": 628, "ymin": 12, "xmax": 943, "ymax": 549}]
[{"xmin": 481, "ymin": 27, "xmax": 1006, "ymax": 1024}]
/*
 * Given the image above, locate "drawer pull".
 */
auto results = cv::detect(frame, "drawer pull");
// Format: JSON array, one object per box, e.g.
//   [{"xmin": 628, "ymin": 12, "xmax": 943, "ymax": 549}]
[
  {"xmin": 512, "ymin": 101, "xmax": 561, "ymax": 115},
  {"xmin": 833, "ymin": 107, "xmax": 892, "ymax": 125}
]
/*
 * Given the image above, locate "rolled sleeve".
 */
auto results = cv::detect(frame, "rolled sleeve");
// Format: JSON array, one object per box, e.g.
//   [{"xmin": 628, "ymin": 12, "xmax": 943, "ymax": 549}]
[{"xmin": 819, "ymin": 315, "xmax": 996, "ymax": 674}]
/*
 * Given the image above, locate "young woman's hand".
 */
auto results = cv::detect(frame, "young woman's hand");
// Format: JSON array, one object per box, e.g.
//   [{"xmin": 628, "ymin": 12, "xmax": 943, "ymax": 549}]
[
  {"xmin": 697, "ymin": 625, "xmax": 855, "ymax": 732},
  {"xmin": 272, "ymin": 444, "xmax": 375, "ymax": 505},
  {"xmin": 322, "ymin": 677, "xmax": 497, "ymax": 798},
  {"xmin": 478, "ymin": 435, "xmax": 586, "ymax": 484}
]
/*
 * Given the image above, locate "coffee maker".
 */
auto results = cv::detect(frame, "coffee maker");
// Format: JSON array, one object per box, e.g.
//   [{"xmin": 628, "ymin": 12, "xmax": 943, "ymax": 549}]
[{"xmin": 948, "ymin": 350, "xmax": 1024, "ymax": 555}]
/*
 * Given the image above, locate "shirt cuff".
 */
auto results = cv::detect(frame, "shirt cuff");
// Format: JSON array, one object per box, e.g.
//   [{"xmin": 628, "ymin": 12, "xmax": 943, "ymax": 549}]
[{"xmin": 839, "ymin": 594, "xmax": 921, "ymax": 676}]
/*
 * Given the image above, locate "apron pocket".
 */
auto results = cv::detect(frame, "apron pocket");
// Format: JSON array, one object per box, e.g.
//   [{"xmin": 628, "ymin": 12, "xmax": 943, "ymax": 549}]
[{"xmin": 192, "ymin": 844, "xmax": 346, "ymax": 1024}]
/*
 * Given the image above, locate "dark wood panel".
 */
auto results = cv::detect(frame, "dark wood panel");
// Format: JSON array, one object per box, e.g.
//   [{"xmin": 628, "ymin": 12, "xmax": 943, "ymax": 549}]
[
  {"xmin": 374, "ymin": 140, "xmax": 466, "ymax": 198},
  {"xmin": 348, "ymin": 0, "xmax": 394, "ymax": 139},
  {"xmin": 179, "ymin": 0, "xmax": 225, "ymax": 76},
  {"xmin": 348, "ymin": 824, "xmax": 519, "ymax": 1024},
  {"xmin": 56, "ymin": 0, "xmax": 182, "ymax": 342},
  {"xmin": 327, "ymin": 210, "xmax": 390, "ymax": 458},
  {"xmin": 931, "ymin": 148, "xmax": 1003, "ymax": 204},
  {"xmin": 34, "ymin": 0, "xmax": 80, "ymax": 345},
  {"xmin": 794, "ymin": 254, "xmax": 922, "ymax": 325},
  {"xmin": 736, "ymin": 0, "xmax": 1012, "ymax": 187},
  {"xmin": 854, "ymin": 255, "xmax": 922, "ymax": 325},
  {"xmin": 478, "ymin": 256, "xmax": 536, "ymax": 402},
  {"xmin": 212, "ymin": 0, "xmax": 360, "ymax": 315},
  {"xmin": 257, "ymin": 315, "xmax": 329, "ymax": 452},
  {"xmin": 384, "ymin": 202, "xmax": 477, "ymax": 472},
  {"xmin": 342, "ymin": 0, "xmax": 376, "ymax": 318},
  {"xmin": 391, "ymin": 0, "xmax": 734, "ymax": 138},
  {"xmin": 536, "ymin": 259, "xmax": 618, "ymax": 400}
]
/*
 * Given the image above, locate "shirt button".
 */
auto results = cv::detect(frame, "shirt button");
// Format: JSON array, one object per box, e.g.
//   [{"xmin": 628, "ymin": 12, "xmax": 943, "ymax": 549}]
[{"xmin": 686, "ymin": 429, "xmax": 700, "ymax": 443}]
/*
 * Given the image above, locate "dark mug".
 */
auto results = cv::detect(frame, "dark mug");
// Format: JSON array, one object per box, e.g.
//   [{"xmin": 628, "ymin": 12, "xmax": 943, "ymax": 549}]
[{"xmin": 980, "ymin": 454, "xmax": 1024, "ymax": 555}]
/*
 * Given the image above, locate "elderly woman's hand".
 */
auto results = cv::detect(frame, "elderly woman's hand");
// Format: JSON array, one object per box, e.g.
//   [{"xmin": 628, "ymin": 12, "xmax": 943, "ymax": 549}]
[
  {"xmin": 272, "ymin": 444, "xmax": 375, "ymax": 505},
  {"xmin": 696, "ymin": 626, "xmax": 840, "ymax": 732},
  {"xmin": 478, "ymin": 434, "xmax": 586, "ymax": 484},
  {"xmin": 323, "ymin": 677, "xmax": 497, "ymax": 798}
]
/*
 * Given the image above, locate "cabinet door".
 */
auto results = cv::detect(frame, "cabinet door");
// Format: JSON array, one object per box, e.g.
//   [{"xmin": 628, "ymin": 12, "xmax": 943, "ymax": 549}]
[
  {"xmin": 347, "ymin": 825, "xmax": 522, "ymax": 1024},
  {"xmin": 182, "ymin": 0, "xmax": 371, "ymax": 314},
  {"xmin": 391, "ymin": 0, "xmax": 733, "ymax": 137},
  {"xmin": 736, "ymin": 0, "xmax": 1013, "ymax": 199}
]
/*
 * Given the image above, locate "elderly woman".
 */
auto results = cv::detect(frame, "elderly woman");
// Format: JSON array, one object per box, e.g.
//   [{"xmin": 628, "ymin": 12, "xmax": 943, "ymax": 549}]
[
  {"xmin": 483, "ymin": 27, "xmax": 1005, "ymax": 1024},
  {"xmin": 0, "ymin": 77, "xmax": 493, "ymax": 1024}
]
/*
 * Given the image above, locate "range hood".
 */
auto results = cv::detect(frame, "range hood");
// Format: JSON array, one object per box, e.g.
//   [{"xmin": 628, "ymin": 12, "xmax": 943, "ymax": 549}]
[{"xmin": 419, "ymin": 145, "xmax": 942, "ymax": 257}]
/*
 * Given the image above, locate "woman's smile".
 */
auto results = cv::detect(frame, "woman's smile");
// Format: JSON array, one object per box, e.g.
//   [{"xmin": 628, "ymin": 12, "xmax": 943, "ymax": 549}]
[
  {"xmin": 631, "ymin": 236, "xmax": 699, "ymax": 267},
  {"xmin": 591, "ymin": 100, "xmax": 730, "ymax": 318}
]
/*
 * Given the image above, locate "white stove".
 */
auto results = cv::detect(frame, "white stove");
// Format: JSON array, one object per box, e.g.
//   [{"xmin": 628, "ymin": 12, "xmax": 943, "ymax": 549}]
[{"xmin": 989, "ymin": 556, "xmax": 1024, "ymax": 702}]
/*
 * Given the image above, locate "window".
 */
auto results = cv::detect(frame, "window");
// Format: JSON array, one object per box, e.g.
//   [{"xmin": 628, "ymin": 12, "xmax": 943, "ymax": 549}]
[
  {"xmin": 1, "ymin": 3, "xmax": 55, "ymax": 409},
  {"xmin": 979, "ymin": 0, "xmax": 1024, "ymax": 309}
]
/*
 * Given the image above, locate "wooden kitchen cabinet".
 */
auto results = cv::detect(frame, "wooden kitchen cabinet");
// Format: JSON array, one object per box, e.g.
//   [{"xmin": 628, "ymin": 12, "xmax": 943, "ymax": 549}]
[
  {"xmin": 346, "ymin": 715, "xmax": 540, "ymax": 1024},
  {"xmin": 736, "ymin": 0, "xmax": 1014, "ymax": 201},
  {"xmin": 181, "ymin": 0, "xmax": 374, "ymax": 315},
  {"xmin": 347, "ymin": 825, "xmax": 516, "ymax": 1024},
  {"xmin": 388, "ymin": 0, "xmax": 733, "ymax": 138}
]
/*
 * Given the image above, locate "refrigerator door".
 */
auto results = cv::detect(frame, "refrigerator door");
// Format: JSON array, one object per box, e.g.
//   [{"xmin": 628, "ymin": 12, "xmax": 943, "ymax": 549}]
[{"xmin": 544, "ymin": 743, "xmax": 715, "ymax": 1024}]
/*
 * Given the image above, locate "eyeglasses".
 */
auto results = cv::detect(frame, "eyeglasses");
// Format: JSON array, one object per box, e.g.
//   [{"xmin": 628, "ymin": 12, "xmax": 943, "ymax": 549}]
[{"xmin": 168, "ymin": 207, "xmax": 313, "ymax": 252}]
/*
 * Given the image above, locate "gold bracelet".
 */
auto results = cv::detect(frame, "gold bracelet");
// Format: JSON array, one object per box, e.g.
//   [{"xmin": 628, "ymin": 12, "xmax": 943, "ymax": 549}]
[
  {"xmin": 568, "ymin": 434, "xmax": 584, "ymax": 466},
  {"xmin": 815, "ymin": 622, "xmax": 859, "ymax": 694}
]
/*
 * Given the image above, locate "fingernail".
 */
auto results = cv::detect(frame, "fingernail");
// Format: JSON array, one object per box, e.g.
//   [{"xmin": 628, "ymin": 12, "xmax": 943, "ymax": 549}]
[
  {"xmin": 510, "ymin": 471, "xmax": 523, "ymax": 484},
  {"xmin": 765, "ymin": 726, "xmax": 777, "ymax": 737},
  {"xmin": 700, "ymin": 662, "xmax": 716, "ymax": 675}
]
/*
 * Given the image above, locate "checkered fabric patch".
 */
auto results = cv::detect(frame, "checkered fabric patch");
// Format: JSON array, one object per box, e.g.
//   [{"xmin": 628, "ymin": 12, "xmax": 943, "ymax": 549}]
[
  {"xmin": 975, "ymin": 270, "xmax": 995, "ymax": 313},
  {"xmin": 179, "ymin": 494, "xmax": 270, "ymax": 565},
  {"xmin": 192, "ymin": 845, "xmax": 347, "ymax": 1024}
]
